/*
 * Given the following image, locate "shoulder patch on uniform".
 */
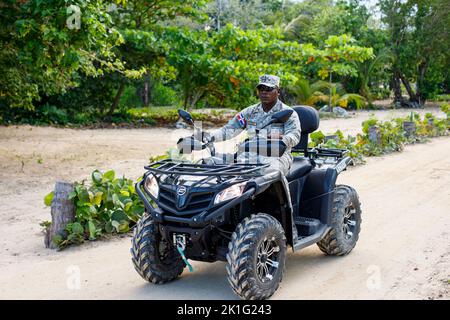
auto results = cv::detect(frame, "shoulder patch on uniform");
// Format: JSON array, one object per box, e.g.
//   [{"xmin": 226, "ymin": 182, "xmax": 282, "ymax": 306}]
[{"xmin": 236, "ymin": 112, "xmax": 247, "ymax": 128}]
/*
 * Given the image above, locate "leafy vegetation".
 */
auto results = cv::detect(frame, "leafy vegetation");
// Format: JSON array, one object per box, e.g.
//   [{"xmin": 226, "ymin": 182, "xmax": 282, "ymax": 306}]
[
  {"xmin": 44, "ymin": 169, "xmax": 144, "ymax": 249},
  {"xmin": 5, "ymin": 0, "xmax": 432, "ymax": 126},
  {"xmin": 308, "ymin": 112, "xmax": 448, "ymax": 161}
]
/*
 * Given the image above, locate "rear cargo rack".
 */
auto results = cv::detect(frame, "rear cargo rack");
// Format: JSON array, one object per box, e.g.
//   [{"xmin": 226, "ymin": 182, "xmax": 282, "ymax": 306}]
[
  {"xmin": 144, "ymin": 159, "xmax": 270, "ymax": 177},
  {"xmin": 292, "ymin": 147, "xmax": 348, "ymax": 159}
]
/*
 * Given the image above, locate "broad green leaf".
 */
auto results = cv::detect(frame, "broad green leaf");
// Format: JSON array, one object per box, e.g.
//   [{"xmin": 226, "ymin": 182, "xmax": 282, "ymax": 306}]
[
  {"xmin": 118, "ymin": 221, "xmax": 130, "ymax": 233},
  {"xmin": 120, "ymin": 190, "xmax": 130, "ymax": 197},
  {"xmin": 71, "ymin": 222, "xmax": 84, "ymax": 235},
  {"xmin": 52, "ymin": 234, "xmax": 63, "ymax": 246},
  {"xmin": 92, "ymin": 170, "xmax": 102, "ymax": 184},
  {"xmin": 88, "ymin": 220, "xmax": 96, "ymax": 240},
  {"xmin": 103, "ymin": 170, "xmax": 115, "ymax": 182},
  {"xmin": 112, "ymin": 210, "xmax": 128, "ymax": 223},
  {"xmin": 112, "ymin": 194, "xmax": 124, "ymax": 209},
  {"xmin": 89, "ymin": 205, "xmax": 97, "ymax": 216},
  {"xmin": 105, "ymin": 221, "xmax": 114, "ymax": 233},
  {"xmin": 44, "ymin": 191, "xmax": 54, "ymax": 206},
  {"xmin": 68, "ymin": 191, "xmax": 77, "ymax": 200},
  {"xmin": 124, "ymin": 202, "xmax": 133, "ymax": 212},
  {"xmin": 77, "ymin": 189, "xmax": 90, "ymax": 204},
  {"xmin": 132, "ymin": 206, "xmax": 145, "ymax": 216},
  {"xmin": 112, "ymin": 220, "xmax": 120, "ymax": 232}
]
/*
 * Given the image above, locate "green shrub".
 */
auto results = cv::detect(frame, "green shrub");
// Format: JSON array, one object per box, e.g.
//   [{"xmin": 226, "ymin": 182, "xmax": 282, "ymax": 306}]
[
  {"xmin": 308, "ymin": 113, "xmax": 448, "ymax": 162},
  {"xmin": 120, "ymin": 85, "xmax": 142, "ymax": 109},
  {"xmin": 308, "ymin": 130, "xmax": 365, "ymax": 164},
  {"xmin": 151, "ymin": 83, "xmax": 179, "ymax": 106},
  {"xmin": 44, "ymin": 169, "xmax": 145, "ymax": 249},
  {"xmin": 430, "ymin": 94, "xmax": 450, "ymax": 102},
  {"xmin": 39, "ymin": 104, "xmax": 69, "ymax": 125}
]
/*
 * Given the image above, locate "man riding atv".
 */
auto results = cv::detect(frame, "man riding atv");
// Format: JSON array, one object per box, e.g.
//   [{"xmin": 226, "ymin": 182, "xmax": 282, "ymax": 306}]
[
  {"xmin": 199, "ymin": 74, "xmax": 301, "ymax": 176},
  {"xmin": 131, "ymin": 74, "xmax": 362, "ymax": 300}
]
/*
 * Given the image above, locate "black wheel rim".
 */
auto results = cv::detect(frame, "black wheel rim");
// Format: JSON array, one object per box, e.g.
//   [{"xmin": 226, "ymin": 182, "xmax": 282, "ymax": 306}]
[
  {"xmin": 256, "ymin": 236, "xmax": 280, "ymax": 283},
  {"xmin": 343, "ymin": 202, "xmax": 357, "ymax": 240}
]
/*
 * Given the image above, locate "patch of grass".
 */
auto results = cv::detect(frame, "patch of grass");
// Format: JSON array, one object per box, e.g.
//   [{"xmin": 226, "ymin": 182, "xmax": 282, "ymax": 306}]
[{"xmin": 127, "ymin": 107, "xmax": 228, "ymax": 126}]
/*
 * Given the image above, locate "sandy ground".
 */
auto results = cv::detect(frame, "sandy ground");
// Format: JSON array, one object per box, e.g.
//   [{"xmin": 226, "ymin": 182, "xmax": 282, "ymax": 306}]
[{"xmin": 0, "ymin": 107, "xmax": 448, "ymax": 300}]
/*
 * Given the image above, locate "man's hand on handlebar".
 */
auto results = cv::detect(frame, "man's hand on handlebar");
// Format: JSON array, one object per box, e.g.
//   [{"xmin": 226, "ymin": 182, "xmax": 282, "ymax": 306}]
[{"xmin": 193, "ymin": 129, "xmax": 213, "ymax": 143}]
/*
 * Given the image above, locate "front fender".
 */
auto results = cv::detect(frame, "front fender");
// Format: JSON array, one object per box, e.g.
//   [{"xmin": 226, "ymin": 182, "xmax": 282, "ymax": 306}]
[{"xmin": 250, "ymin": 171, "xmax": 296, "ymax": 248}]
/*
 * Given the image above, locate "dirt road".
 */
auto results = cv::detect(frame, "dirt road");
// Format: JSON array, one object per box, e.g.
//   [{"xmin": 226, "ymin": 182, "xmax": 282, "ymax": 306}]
[{"xmin": 0, "ymin": 107, "xmax": 448, "ymax": 299}]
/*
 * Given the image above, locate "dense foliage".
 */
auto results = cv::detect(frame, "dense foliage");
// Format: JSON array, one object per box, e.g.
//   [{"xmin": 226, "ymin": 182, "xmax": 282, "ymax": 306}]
[{"xmin": 1, "ymin": 0, "xmax": 449, "ymax": 124}]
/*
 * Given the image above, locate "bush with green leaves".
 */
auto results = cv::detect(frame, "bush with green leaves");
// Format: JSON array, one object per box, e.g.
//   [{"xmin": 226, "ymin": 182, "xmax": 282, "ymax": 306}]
[
  {"xmin": 151, "ymin": 82, "xmax": 180, "ymax": 106},
  {"xmin": 356, "ymin": 118, "xmax": 406, "ymax": 156},
  {"xmin": 308, "ymin": 113, "xmax": 448, "ymax": 162},
  {"xmin": 308, "ymin": 130, "xmax": 365, "ymax": 164},
  {"xmin": 44, "ymin": 169, "xmax": 145, "ymax": 249}
]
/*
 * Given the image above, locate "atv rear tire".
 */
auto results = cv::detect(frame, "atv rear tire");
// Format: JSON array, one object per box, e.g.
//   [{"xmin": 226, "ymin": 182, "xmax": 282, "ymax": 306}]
[
  {"xmin": 131, "ymin": 212, "xmax": 185, "ymax": 283},
  {"xmin": 317, "ymin": 185, "xmax": 362, "ymax": 256},
  {"xmin": 226, "ymin": 213, "xmax": 286, "ymax": 300}
]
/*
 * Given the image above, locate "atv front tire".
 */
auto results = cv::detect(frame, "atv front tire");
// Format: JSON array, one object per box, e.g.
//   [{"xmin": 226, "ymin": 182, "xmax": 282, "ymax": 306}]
[
  {"xmin": 226, "ymin": 213, "xmax": 286, "ymax": 300},
  {"xmin": 131, "ymin": 212, "xmax": 185, "ymax": 283},
  {"xmin": 317, "ymin": 185, "xmax": 362, "ymax": 256}
]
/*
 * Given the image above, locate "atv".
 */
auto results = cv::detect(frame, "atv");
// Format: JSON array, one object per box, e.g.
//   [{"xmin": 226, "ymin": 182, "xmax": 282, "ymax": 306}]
[{"xmin": 131, "ymin": 106, "xmax": 362, "ymax": 300}]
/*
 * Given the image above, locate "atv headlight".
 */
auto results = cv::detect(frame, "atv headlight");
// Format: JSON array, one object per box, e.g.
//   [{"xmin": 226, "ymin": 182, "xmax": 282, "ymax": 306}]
[
  {"xmin": 144, "ymin": 174, "xmax": 159, "ymax": 198},
  {"xmin": 214, "ymin": 182, "xmax": 246, "ymax": 205}
]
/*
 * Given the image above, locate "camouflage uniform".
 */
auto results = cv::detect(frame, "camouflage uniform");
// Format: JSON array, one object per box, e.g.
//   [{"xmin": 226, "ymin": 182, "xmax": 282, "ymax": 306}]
[{"xmin": 210, "ymin": 99, "xmax": 301, "ymax": 176}]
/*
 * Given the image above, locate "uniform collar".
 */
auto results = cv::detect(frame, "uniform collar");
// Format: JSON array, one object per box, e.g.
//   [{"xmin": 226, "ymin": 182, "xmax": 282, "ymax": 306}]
[{"xmin": 258, "ymin": 99, "xmax": 282, "ymax": 114}]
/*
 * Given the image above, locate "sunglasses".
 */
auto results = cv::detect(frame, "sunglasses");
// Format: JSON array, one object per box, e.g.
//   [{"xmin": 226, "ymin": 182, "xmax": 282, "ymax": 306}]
[{"xmin": 257, "ymin": 86, "xmax": 277, "ymax": 92}]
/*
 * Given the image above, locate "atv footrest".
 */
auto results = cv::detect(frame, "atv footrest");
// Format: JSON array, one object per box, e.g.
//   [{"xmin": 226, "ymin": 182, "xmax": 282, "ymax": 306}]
[
  {"xmin": 293, "ymin": 224, "xmax": 330, "ymax": 251},
  {"xmin": 294, "ymin": 217, "xmax": 321, "ymax": 237}
]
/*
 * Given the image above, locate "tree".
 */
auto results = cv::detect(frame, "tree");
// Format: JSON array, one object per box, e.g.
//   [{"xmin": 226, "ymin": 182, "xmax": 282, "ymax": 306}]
[
  {"xmin": 380, "ymin": 0, "xmax": 450, "ymax": 107},
  {"xmin": 302, "ymin": 34, "xmax": 374, "ymax": 110},
  {"xmin": 163, "ymin": 24, "xmax": 304, "ymax": 110},
  {"xmin": 103, "ymin": 0, "xmax": 207, "ymax": 114},
  {"xmin": 0, "ymin": 0, "xmax": 134, "ymax": 111},
  {"xmin": 284, "ymin": 0, "xmax": 387, "ymax": 103},
  {"xmin": 205, "ymin": 0, "xmax": 285, "ymax": 31}
]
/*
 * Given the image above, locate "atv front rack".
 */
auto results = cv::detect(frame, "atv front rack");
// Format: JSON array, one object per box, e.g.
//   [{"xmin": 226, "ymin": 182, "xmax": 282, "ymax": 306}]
[{"xmin": 144, "ymin": 159, "xmax": 270, "ymax": 177}]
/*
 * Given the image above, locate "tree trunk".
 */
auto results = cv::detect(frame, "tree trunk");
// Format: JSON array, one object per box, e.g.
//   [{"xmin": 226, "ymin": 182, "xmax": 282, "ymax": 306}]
[
  {"xmin": 183, "ymin": 92, "xmax": 189, "ymax": 110},
  {"xmin": 141, "ymin": 74, "xmax": 151, "ymax": 107},
  {"xmin": 416, "ymin": 61, "xmax": 429, "ymax": 106},
  {"xmin": 398, "ymin": 73, "xmax": 421, "ymax": 108},
  {"xmin": 143, "ymin": 80, "xmax": 149, "ymax": 107},
  {"xmin": 45, "ymin": 182, "xmax": 75, "ymax": 249},
  {"xmin": 190, "ymin": 89, "xmax": 206, "ymax": 109},
  {"xmin": 328, "ymin": 72, "xmax": 333, "ymax": 112},
  {"xmin": 108, "ymin": 81, "xmax": 126, "ymax": 120},
  {"xmin": 390, "ymin": 71, "xmax": 409, "ymax": 108}
]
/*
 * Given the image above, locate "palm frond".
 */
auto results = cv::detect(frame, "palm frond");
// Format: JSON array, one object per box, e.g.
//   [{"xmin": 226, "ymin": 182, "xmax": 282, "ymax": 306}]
[{"xmin": 337, "ymin": 93, "xmax": 367, "ymax": 110}]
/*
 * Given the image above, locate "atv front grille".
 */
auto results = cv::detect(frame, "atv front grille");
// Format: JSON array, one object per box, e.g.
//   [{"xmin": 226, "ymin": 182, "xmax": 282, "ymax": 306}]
[{"xmin": 158, "ymin": 185, "xmax": 215, "ymax": 216}]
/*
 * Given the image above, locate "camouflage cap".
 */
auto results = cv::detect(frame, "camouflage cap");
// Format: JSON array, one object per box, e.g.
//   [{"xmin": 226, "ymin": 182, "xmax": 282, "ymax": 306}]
[{"xmin": 257, "ymin": 74, "xmax": 280, "ymax": 88}]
